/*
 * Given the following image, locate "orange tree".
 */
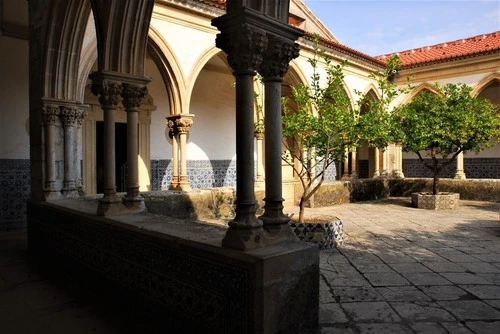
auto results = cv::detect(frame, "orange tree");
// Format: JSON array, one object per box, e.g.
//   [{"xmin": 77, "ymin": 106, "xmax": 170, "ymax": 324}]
[{"xmin": 393, "ymin": 83, "xmax": 499, "ymax": 195}]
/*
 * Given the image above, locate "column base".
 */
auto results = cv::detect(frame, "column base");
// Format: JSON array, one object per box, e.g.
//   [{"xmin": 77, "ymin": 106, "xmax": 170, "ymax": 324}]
[
  {"xmin": 392, "ymin": 171, "xmax": 405, "ymax": 178},
  {"xmin": 62, "ymin": 187, "xmax": 80, "ymax": 198},
  {"xmin": 373, "ymin": 171, "xmax": 380, "ymax": 178},
  {"xmin": 123, "ymin": 195, "xmax": 146, "ymax": 214},
  {"xmin": 341, "ymin": 174, "xmax": 350, "ymax": 180},
  {"xmin": 97, "ymin": 194, "xmax": 123, "ymax": 216},
  {"xmin": 221, "ymin": 226, "xmax": 267, "ymax": 250},
  {"xmin": 168, "ymin": 182, "xmax": 179, "ymax": 191},
  {"xmin": 454, "ymin": 171, "xmax": 466, "ymax": 179},
  {"xmin": 44, "ymin": 190, "xmax": 62, "ymax": 201},
  {"xmin": 176, "ymin": 182, "xmax": 192, "ymax": 192}
]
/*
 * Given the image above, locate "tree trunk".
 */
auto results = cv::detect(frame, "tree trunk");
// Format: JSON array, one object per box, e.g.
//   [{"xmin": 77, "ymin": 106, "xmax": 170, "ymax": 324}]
[
  {"xmin": 298, "ymin": 199, "xmax": 305, "ymax": 223},
  {"xmin": 432, "ymin": 157, "xmax": 439, "ymax": 195}
]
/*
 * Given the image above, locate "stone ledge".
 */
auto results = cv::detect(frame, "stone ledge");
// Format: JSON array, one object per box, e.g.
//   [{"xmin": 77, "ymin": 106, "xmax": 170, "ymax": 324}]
[{"xmin": 290, "ymin": 219, "xmax": 344, "ymax": 249}]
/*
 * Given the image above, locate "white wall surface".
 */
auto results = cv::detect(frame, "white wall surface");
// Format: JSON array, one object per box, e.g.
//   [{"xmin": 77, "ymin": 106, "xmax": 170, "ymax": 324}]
[{"xmin": 0, "ymin": 35, "xmax": 29, "ymax": 159}]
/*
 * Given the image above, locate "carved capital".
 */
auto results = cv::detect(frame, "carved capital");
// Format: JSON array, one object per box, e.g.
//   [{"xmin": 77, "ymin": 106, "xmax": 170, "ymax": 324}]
[
  {"xmin": 41, "ymin": 105, "xmax": 60, "ymax": 126},
  {"xmin": 121, "ymin": 84, "xmax": 148, "ymax": 111},
  {"xmin": 216, "ymin": 24, "xmax": 267, "ymax": 73},
  {"xmin": 175, "ymin": 118, "xmax": 193, "ymax": 134},
  {"xmin": 59, "ymin": 106, "xmax": 86, "ymax": 127},
  {"xmin": 259, "ymin": 35, "xmax": 300, "ymax": 79},
  {"xmin": 91, "ymin": 80, "xmax": 122, "ymax": 109}
]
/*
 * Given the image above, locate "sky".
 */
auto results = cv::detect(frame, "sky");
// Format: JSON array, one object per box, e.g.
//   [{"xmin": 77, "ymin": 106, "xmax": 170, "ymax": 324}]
[{"xmin": 302, "ymin": 0, "xmax": 500, "ymax": 56}]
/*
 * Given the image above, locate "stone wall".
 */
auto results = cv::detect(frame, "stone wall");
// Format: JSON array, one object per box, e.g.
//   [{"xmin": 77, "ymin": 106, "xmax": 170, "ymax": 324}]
[
  {"xmin": 403, "ymin": 158, "xmax": 500, "ymax": 179},
  {"xmin": 0, "ymin": 159, "xmax": 30, "ymax": 230}
]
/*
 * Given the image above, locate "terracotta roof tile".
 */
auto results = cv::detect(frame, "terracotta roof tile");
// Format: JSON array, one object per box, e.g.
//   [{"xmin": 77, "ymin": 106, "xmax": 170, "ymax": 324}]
[{"xmin": 377, "ymin": 31, "xmax": 500, "ymax": 67}]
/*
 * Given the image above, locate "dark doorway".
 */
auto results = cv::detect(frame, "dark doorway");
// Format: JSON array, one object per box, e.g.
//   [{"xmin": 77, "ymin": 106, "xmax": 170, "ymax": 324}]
[{"xmin": 96, "ymin": 122, "xmax": 128, "ymax": 194}]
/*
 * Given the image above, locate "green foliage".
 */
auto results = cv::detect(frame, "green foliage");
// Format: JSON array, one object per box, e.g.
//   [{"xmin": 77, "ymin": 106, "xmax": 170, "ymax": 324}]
[
  {"xmin": 393, "ymin": 83, "xmax": 500, "ymax": 194},
  {"xmin": 281, "ymin": 37, "xmax": 406, "ymax": 221}
]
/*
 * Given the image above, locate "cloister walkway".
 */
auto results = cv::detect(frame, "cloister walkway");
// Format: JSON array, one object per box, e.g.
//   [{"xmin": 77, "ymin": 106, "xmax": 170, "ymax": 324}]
[{"xmin": 1, "ymin": 198, "xmax": 499, "ymax": 333}]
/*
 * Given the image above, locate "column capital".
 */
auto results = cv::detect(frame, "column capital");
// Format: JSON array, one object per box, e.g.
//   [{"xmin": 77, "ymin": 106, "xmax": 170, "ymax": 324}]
[
  {"xmin": 215, "ymin": 23, "xmax": 267, "ymax": 74},
  {"xmin": 90, "ymin": 75, "xmax": 122, "ymax": 109},
  {"xmin": 41, "ymin": 104, "xmax": 60, "ymax": 126},
  {"xmin": 59, "ymin": 106, "xmax": 87, "ymax": 128},
  {"xmin": 259, "ymin": 35, "xmax": 300, "ymax": 80},
  {"xmin": 166, "ymin": 114, "xmax": 195, "ymax": 135},
  {"xmin": 121, "ymin": 83, "xmax": 148, "ymax": 111}
]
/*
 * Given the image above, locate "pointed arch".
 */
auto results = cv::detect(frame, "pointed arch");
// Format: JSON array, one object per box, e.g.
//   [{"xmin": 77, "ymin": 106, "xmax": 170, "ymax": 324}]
[
  {"xmin": 186, "ymin": 46, "xmax": 227, "ymax": 112},
  {"xmin": 90, "ymin": 0, "xmax": 154, "ymax": 75},
  {"xmin": 403, "ymin": 82, "xmax": 442, "ymax": 104},
  {"xmin": 472, "ymin": 73, "xmax": 500, "ymax": 97},
  {"xmin": 147, "ymin": 26, "xmax": 186, "ymax": 116},
  {"xmin": 43, "ymin": 0, "xmax": 91, "ymax": 101}
]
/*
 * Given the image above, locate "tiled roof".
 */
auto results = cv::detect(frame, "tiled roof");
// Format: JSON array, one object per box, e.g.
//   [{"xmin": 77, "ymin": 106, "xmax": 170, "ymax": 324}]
[
  {"xmin": 303, "ymin": 32, "xmax": 386, "ymax": 68},
  {"xmin": 377, "ymin": 31, "xmax": 500, "ymax": 68}
]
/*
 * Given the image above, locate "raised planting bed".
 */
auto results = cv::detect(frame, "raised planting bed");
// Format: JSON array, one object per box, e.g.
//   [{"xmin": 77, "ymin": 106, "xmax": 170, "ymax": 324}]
[
  {"xmin": 289, "ymin": 219, "xmax": 344, "ymax": 249},
  {"xmin": 411, "ymin": 192, "xmax": 460, "ymax": 210}
]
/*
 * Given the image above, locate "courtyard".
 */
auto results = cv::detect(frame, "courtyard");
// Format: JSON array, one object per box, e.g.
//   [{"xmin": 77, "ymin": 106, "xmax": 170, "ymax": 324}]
[{"xmin": 1, "ymin": 198, "xmax": 499, "ymax": 333}]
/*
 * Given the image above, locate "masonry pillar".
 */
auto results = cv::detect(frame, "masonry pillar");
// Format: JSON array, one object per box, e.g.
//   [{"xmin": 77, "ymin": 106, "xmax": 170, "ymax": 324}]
[
  {"xmin": 341, "ymin": 149, "xmax": 350, "ymax": 180},
  {"xmin": 212, "ymin": 21, "xmax": 268, "ymax": 250},
  {"xmin": 175, "ymin": 115, "xmax": 194, "ymax": 191},
  {"xmin": 122, "ymin": 82, "xmax": 149, "ymax": 210},
  {"xmin": 60, "ymin": 104, "xmax": 87, "ymax": 198},
  {"xmin": 454, "ymin": 152, "xmax": 466, "ymax": 179},
  {"xmin": 393, "ymin": 143, "xmax": 405, "ymax": 178},
  {"xmin": 41, "ymin": 103, "xmax": 60, "ymax": 200},
  {"xmin": 90, "ymin": 74, "xmax": 122, "ymax": 215},
  {"xmin": 351, "ymin": 150, "xmax": 358, "ymax": 179},
  {"xmin": 381, "ymin": 148, "xmax": 389, "ymax": 176},
  {"xmin": 373, "ymin": 147, "xmax": 380, "ymax": 177},
  {"xmin": 166, "ymin": 117, "xmax": 179, "ymax": 190},
  {"xmin": 258, "ymin": 34, "xmax": 300, "ymax": 239}
]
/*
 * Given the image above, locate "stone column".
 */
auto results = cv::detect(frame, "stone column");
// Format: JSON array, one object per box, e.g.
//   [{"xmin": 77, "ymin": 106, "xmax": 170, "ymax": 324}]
[
  {"xmin": 254, "ymin": 131, "xmax": 265, "ymax": 186},
  {"xmin": 41, "ymin": 104, "xmax": 60, "ymax": 200},
  {"xmin": 350, "ymin": 150, "xmax": 358, "ymax": 179},
  {"xmin": 373, "ymin": 147, "xmax": 380, "ymax": 177},
  {"xmin": 341, "ymin": 149, "xmax": 350, "ymax": 180},
  {"xmin": 258, "ymin": 35, "xmax": 300, "ymax": 240},
  {"xmin": 393, "ymin": 143, "xmax": 405, "ymax": 178},
  {"xmin": 166, "ymin": 118, "xmax": 179, "ymax": 190},
  {"xmin": 454, "ymin": 152, "xmax": 466, "ymax": 179},
  {"xmin": 214, "ymin": 24, "xmax": 267, "ymax": 250},
  {"xmin": 75, "ymin": 105, "xmax": 87, "ymax": 196},
  {"xmin": 381, "ymin": 148, "xmax": 389, "ymax": 176},
  {"xmin": 175, "ymin": 115, "xmax": 194, "ymax": 191},
  {"xmin": 122, "ymin": 83, "xmax": 148, "ymax": 206},
  {"xmin": 60, "ymin": 104, "xmax": 86, "ymax": 198},
  {"xmin": 91, "ymin": 76, "xmax": 123, "ymax": 215}
]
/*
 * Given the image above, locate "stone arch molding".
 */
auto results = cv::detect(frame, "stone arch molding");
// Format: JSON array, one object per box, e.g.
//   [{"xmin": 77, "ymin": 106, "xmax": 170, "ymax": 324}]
[
  {"xmin": 473, "ymin": 72, "xmax": 500, "ymax": 97},
  {"xmin": 186, "ymin": 46, "xmax": 226, "ymax": 114},
  {"xmin": 403, "ymin": 82, "xmax": 443, "ymax": 104}
]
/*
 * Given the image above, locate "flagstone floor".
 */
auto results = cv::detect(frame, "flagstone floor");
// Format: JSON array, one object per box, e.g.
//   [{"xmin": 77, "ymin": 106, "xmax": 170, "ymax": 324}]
[
  {"xmin": 286, "ymin": 198, "xmax": 500, "ymax": 334},
  {"xmin": 1, "ymin": 198, "xmax": 499, "ymax": 333}
]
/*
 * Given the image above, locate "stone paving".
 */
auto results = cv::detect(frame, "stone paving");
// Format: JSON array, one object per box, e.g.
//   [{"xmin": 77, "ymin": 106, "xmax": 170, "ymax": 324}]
[
  {"xmin": 1, "ymin": 198, "xmax": 499, "ymax": 333},
  {"xmin": 285, "ymin": 198, "xmax": 500, "ymax": 334}
]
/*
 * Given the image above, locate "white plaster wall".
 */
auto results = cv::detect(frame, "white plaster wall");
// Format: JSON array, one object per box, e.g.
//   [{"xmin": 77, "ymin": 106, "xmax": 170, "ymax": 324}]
[
  {"xmin": 146, "ymin": 58, "xmax": 172, "ymax": 160},
  {"xmin": 188, "ymin": 68, "xmax": 235, "ymax": 160},
  {"xmin": 0, "ymin": 35, "xmax": 29, "ymax": 159},
  {"xmin": 150, "ymin": 17, "xmax": 217, "ymax": 79}
]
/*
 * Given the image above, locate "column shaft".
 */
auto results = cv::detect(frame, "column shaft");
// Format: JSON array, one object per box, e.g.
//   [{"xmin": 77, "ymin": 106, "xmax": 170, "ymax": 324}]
[
  {"xmin": 42, "ymin": 104, "xmax": 60, "ymax": 199},
  {"xmin": 126, "ymin": 110, "xmax": 139, "ymax": 199},
  {"xmin": 171, "ymin": 135, "xmax": 179, "ymax": 189},
  {"xmin": 373, "ymin": 147, "xmax": 380, "ymax": 177},
  {"xmin": 102, "ymin": 106, "xmax": 117, "ymax": 200},
  {"xmin": 454, "ymin": 152, "xmax": 466, "ymax": 179}
]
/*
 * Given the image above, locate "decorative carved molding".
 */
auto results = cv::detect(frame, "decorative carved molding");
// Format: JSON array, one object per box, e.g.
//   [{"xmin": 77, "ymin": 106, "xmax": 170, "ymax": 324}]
[
  {"xmin": 91, "ymin": 80, "xmax": 122, "ymax": 109},
  {"xmin": 259, "ymin": 35, "xmax": 300, "ymax": 79},
  {"xmin": 41, "ymin": 105, "xmax": 60, "ymax": 125},
  {"xmin": 175, "ymin": 118, "xmax": 193, "ymax": 134},
  {"xmin": 60, "ymin": 106, "xmax": 87, "ymax": 128},
  {"xmin": 166, "ymin": 114, "xmax": 195, "ymax": 136},
  {"xmin": 215, "ymin": 24, "xmax": 267, "ymax": 73},
  {"xmin": 122, "ymin": 84, "xmax": 148, "ymax": 111}
]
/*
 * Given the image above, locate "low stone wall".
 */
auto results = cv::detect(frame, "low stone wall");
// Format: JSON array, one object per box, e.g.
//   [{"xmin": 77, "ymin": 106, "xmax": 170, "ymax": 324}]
[
  {"xmin": 28, "ymin": 201, "xmax": 319, "ymax": 333},
  {"xmin": 142, "ymin": 188, "xmax": 265, "ymax": 220}
]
